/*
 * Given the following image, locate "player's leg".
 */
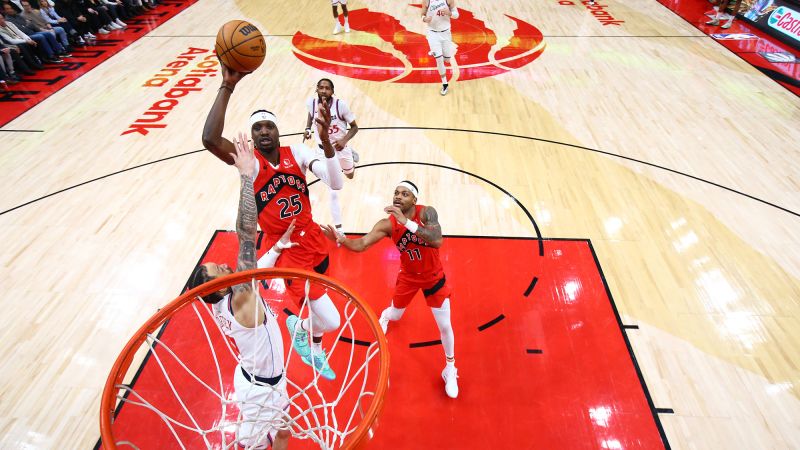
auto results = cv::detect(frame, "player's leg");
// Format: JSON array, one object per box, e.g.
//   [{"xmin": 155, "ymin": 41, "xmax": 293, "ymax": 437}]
[
  {"xmin": 329, "ymin": 188, "xmax": 345, "ymax": 239},
  {"xmin": 332, "ymin": 1, "xmax": 342, "ymax": 34},
  {"xmin": 330, "ymin": 146, "xmax": 353, "ymax": 235},
  {"xmin": 341, "ymin": 0, "xmax": 350, "ymax": 32},
  {"xmin": 286, "ymin": 293, "xmax": 339, "ymax": 380},
  {"xmin": 432, "ymin": 300, "xmax": 458, "ymax": 398},
  {"xmin": 379, "ymin": 275, "xmax": 416, "ymax": 333},
  {"xmin": 440, "ymin": 33, "xmax": 457, "ymax": 95},
  {"xmin": 283, "ymin": 247, "xmax": 340, "ymax": 379},
  {"xmin": 234, "ymin": 368, "xmax": 285, "ymax": 449},
  {"xmin": 426, "ymin": 280, "xmax": 457, "ymax": 398},
  {"xmin": 339, "ymin": 145, "xmax": 356, "ymax": 179},
  {"xmin": 378, "ymin": 301, "xmax": 407, "ymax": 334},
  {"xmin": 427, "ymin": 33, "xmax": 449, "ymax": 95}
]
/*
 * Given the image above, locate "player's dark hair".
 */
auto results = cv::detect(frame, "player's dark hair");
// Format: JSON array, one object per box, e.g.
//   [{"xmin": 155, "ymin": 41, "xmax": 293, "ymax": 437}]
[
  {"xmin": 400, "ymin": 180, "xmax": 419, "ymax": 194},
  {"xmin": 317, "ymin": 78, "xmax": 335, "ymax": 92},
  {"xmin": 189, "ymin": 265, "xmax": 225, "ymax": 304}
]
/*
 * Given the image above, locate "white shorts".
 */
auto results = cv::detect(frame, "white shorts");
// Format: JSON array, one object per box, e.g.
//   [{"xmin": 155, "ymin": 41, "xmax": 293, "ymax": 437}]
[
  {"xmin": 332, "ymin": 0, "xmax": 346, "ymax": 5},
  {"xmin": 317, "ymin": 144, "xmax": 356, "ymax": 175},
  {"xmin": 426, "ymin": 29, "xmax": 455, "ymax": 59},
  {"xmin": 234, "ymin": 366, "xmax": 290, "ymax": 449}
]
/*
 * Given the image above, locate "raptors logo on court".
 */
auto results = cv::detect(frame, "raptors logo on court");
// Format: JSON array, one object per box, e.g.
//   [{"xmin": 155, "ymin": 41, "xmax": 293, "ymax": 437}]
[{"xmin": 291, "ymin": 5, "xmax": 545, "ymax": 83}]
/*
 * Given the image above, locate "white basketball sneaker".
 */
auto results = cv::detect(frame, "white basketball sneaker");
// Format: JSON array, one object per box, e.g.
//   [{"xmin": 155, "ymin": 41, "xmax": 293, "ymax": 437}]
[
  {"xmin": 442, "ymin": 365, "xmax": 459, "ymax": 398},
  {"xmin": 440, "ymin": 84, "xmax": 449, "ymax": 96},
  {"xmin": 334, "ymin": 22, "xmax": 342, "ymax": 34},
  {"xmin": 344, "ymin": 22, "xmax": 351, "ymax": 33}
]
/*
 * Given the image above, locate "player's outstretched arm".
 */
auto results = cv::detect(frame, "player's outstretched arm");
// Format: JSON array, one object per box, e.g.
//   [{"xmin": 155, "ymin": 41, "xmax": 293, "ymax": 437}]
[
  {"xmin": 201, "ymin": 64, "xmax": 248, "ymax": 165},
  {"xmin": 308, "ymin": 98, "xmax": 344, "ymax": 189},
  {"xmin": 257, "ymin": 219, "xmax": 298, "ymax": 269},
  {"xmin": 232, "ymin": 131, "xmax": 258, "ymax": 272},
  {"xmin": 230, "ymin": 132, "xmax": 264, "ymax": 327},
  {"xmin": 321, "ymin": 219, "xmax": 391, "ymax": 252},
  {"xmin": 316, "ymin": 98, "xmax": 336, "ymax": 158},
  {"xmin": 416, "ymin": 206, "xmax": 443, "ymax": 247}
]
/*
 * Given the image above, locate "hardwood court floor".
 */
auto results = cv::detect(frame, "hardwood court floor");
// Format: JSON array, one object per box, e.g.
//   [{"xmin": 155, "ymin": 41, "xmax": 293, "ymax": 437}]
[{"xmin": 1, "ymin": 0, "xmax": 799, "ymax": 448}]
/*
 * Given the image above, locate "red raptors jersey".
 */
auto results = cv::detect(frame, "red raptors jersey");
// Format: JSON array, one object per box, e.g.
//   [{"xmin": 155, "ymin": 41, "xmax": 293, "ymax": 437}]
[
  {"xmin": 253, "ymin": 146, "xmax": 312, "ymax": 237},
  {"xmin": 389, "ymin": 204, "xmax": 443, "ymax": 276}
]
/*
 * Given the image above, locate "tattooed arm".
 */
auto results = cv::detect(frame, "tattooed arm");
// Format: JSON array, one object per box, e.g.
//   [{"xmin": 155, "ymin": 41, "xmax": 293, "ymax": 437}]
[
  {"xmin": 233, "ymin": 131, "xmax": 258, "ymax": 272},
  {"xmin": 230, "ymin": 132, "xmax": 264, "ymax": 327},
  {"xmin": 416, "ymin": 206, "xmax": 443, "ymax": 247},
  {"xmin": 382, "ymin": 205, "xmax": 443, "ymax": 248}
]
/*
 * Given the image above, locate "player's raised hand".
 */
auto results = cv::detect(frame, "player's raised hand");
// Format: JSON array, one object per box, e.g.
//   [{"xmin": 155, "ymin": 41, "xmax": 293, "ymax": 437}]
[
  {"xmin": 218, "ymin": 57, "xmax": 249, "ymax": 86},
  {"xmin": 316, "ymin": 98, "xmax": 333, "ymax": 142},
  {"xmin": 383, "ymin": 205, "xmax": 407, "ymax": 224},
  {"xmin": 276, "ymin": 219, "xmax": 299, "ymax": 250},
  {"xmin": 321, "ymin": 224, "xmax": 345, "ymax": 244},
  {"xmin": 232, "ymin": 131, "xmax": 255, "ymax": 176}
]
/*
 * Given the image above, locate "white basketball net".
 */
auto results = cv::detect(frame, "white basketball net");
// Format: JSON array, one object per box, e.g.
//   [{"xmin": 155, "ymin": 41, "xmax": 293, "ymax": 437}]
[{"xmin": 107, "ymin": 275, "xmax": 384, "ymax": 450}]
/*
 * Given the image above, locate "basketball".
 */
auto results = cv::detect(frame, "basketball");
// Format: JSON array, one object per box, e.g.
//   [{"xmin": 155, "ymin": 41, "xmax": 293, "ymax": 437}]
[{"xmin": 215, "ymin": 20, "xmax": 266, "ymax": 73}]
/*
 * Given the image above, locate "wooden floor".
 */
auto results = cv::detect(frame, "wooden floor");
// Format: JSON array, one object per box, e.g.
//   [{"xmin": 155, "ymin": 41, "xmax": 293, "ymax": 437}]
[{"xmin": 1, "ymin": 0, "xmax": 799, "ymax": 448}]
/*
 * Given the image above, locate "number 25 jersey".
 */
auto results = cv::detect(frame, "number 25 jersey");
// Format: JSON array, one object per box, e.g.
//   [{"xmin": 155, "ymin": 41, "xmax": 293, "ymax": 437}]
[{"xmin": 253, "ymin": 145, "xmax": 314, "ymax": 238}]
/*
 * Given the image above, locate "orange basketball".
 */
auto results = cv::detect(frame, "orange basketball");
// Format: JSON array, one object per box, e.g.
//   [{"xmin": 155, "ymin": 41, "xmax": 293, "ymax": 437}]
[{"xmin": 215, "ymin": 20, "xmax": 266, "ymax": 73}]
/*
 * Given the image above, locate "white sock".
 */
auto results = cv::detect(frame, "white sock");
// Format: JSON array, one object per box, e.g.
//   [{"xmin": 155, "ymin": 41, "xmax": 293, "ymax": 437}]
[
  {"xmin": 329, "ymin": 188, "xmax": 343, "ymax": 228},
  {"xmin": 312, "ymin": 341, "xmax": 324, "ymax": 354},
  {"xmin": 431, "ymin": 299, "xmax": 455, "ymax": 358}
]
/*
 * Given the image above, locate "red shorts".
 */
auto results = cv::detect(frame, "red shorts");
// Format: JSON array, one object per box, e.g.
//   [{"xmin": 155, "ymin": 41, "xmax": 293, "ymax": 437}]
[
  {"xmin": 392, "ymin": 270, "xmax": 452, "ymax": 309},
  {"xmin": 262, "ymin": 223, "xmax": 330, "ymax": 303}
]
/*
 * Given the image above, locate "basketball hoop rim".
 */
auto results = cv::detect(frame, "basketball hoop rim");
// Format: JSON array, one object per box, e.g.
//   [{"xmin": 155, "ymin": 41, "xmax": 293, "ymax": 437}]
[{"xmin": 100, "ymin": 267, "xmax": 390, "ymax": 450}]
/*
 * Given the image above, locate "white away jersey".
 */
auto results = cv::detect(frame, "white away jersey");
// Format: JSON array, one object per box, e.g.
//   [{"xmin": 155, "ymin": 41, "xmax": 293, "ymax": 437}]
[
  {"xmin": 213, "ymin": 293, "xmax": 284, "ymax": 379},
  {"xmin": 306, "ymin": 97, "xmax": 356, "ymax": 146},
  {"xmin": 426, "ymin": 0, "xmax": 452, "ymax": 32}
]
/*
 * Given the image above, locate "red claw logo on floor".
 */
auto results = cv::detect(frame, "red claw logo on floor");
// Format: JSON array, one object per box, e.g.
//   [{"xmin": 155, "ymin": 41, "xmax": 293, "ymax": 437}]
[{"xmin": 291, "ymin": 5, "xmax": 545, "ymax": 83}]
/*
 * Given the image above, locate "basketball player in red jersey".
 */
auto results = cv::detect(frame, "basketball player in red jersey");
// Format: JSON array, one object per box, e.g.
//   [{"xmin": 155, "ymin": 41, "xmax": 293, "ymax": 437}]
[
  {"xmin": 321, "ymin": 181, "xmax": 459, "ymax": 398},
  {"xmin": 202, "ymin": 64, "xmax": 344, "ymax": 381}
]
